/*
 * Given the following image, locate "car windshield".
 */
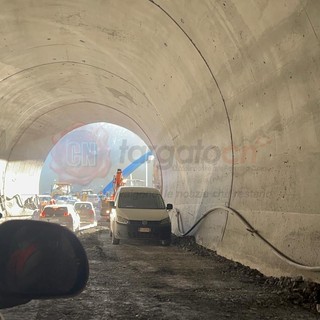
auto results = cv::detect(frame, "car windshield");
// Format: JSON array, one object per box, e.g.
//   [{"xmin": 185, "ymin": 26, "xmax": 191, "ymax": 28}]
[
  {"xmin": 74, "ymin": 203, "xmax": 92, "ymax": 210},
  {"xmin": 88, "ymin": 196, "xmax": 99, "ymax": 201},
  {"xmin": 118, "ymin": 192, "xmax": 165, "ymax": 209},
  {"xmin": 57, "ymin": 197, "xmax": 68, "ymax": 201},
  {"xmin": 39, "ymin": 196, "xmax": 51, "ymax": 201}
]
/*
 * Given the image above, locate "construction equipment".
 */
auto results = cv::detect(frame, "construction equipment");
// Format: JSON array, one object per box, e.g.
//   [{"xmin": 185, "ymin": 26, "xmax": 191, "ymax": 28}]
[
  {"xmin": 111, "ymin": 168, "xmax": 125, "ymax": 200},
  {"xmin": 51, "ymin": 182, "xmax": 72, "ymax": 199},
  {"xmin": 100, "ymin": 151, "xmax": 154, "ymax": 222},
  {"xmin": 102, "ymin": 151, "xmax": 152, "ymax": 196},
  {"xmin": 80, "ymin": 189, "xmax": 93, "ymax": 201},
  {"xmin": 101, "ymin": 168, "xmax": 125, "ymax": 222}
]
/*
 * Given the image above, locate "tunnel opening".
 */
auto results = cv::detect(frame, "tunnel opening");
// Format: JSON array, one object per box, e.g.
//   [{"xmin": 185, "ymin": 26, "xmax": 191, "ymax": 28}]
[{"xmin": 39, "ymin": 122, "xmax": 161, "ymax": 197}]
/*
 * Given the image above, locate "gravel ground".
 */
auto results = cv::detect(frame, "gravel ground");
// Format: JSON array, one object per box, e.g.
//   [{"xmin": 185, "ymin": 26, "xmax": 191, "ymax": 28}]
[
  {"xmin": 173, "ymin": 235, "xmax": 320, "ymax": 315},
  {"xmin": 2, "ymin": 227, "xmax": 320, "ymax": 320}
]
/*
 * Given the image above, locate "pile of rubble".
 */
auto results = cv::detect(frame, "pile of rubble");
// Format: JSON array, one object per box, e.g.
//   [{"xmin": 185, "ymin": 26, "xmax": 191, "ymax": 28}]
[{"xmin": 173, "ymin": 235, "xmax": 320, "ymax": 313}]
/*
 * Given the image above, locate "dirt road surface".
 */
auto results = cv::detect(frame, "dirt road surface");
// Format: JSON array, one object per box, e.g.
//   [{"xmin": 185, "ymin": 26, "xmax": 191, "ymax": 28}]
[{"xmin": 2, "ymin": 227, "xmax": 320, "ymax": 319}]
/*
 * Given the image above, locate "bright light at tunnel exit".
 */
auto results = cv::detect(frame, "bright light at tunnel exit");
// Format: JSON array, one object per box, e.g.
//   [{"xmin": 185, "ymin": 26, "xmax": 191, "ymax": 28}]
[{"xmin": 39, "ymin": 123, "xmax": 157, "ymax": 195}]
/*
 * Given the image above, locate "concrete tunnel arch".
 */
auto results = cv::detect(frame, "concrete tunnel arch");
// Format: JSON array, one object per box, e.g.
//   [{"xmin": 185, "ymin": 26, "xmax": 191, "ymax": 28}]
[
  {"xmin": 4, "ymin": 100, "xmax": 165, "ymax": 196},
  {"xmin": 0, "ymin": 0, "xmax": 320, "ymax": 282}
]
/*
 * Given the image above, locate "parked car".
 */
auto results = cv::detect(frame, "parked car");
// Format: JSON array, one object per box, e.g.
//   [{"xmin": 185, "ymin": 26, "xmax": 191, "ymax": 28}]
[
  {"xmin": 67, "ymin": 196, "xmax": 79, "ymax": 205},
  {"xmin": 38, "ymin": 204, "xmax": 80, "ymax": 232},
  {"xmin": 55, "ymin": 196, "xmax": 70, "ymax": 204},
  {"xmin": 86, "ymin": 194, "xmax": 102, "ymax": 220},
  {"xmin": 74, "ymin": 201, "xmax": 97, "ymax": 227},
  {"xmin": 100, "ymin": 199, "xmax": 112, "ymax": 223},
  {"xmin": 53, "ymin": 195, "xmax": 76, "ymax": 205},
  {"xmin": 109, "ymin": 186, "xmax": 173, "ymax": 246}
]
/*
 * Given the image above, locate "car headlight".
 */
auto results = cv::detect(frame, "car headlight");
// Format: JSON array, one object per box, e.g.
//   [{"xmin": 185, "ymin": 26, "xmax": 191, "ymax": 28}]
[
  {"xmin": 160, "ymin": 217, "xmax": 171, "ymax": 224},
  {"xmin": 116, "ymin": 215, "xmax": 129, "ymax": 224}
]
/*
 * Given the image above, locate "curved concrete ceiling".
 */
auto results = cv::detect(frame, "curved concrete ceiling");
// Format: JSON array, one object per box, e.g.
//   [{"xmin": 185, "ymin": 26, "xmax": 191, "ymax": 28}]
[{"xmin": 1, "ymin": 0, "xmax": 320, "ymax": 280}]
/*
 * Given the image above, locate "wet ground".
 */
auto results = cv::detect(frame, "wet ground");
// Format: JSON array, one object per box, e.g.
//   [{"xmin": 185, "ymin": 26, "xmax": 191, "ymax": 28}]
[{"xmin": 2, "ymin": 226, "xmax": 320, "ymax": 319}]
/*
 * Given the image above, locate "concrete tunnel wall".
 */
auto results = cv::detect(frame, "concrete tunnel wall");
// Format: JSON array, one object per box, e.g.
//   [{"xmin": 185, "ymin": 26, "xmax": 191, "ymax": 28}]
[{"xmin": 0, "ymin": 0, "xmax": 320, "ymax": 281}]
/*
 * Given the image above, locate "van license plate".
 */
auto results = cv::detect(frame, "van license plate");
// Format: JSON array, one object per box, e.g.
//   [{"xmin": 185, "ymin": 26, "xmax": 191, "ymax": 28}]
[{"xmin": 139, "ymin": 227, "xmax": 151, "ymax": 233}]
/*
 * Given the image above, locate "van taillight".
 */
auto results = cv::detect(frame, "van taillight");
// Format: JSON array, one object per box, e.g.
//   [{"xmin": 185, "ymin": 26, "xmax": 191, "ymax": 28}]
[
  {"xmin": 63, "ymin": 211, "xmax": 70, "ymax": 216},
  {"xmin": 40, "ymin": 211, "xmax": 46, "ymax": 218}
]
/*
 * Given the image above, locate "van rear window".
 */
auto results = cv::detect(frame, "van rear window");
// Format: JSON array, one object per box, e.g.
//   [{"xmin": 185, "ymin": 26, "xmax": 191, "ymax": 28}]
[
  {"xmin": 43, "ymin": 207, "xmax": 68, "ymax": 217},
  {"xmin": 118, "ymin": 193, "xmax": 165, "ymax": 209}
]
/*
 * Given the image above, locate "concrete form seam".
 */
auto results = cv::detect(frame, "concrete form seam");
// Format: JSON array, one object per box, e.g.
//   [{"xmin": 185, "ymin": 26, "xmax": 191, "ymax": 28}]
[
  {"xmin": 148, "ymin": 0, "xmax": 235, "ymax": 206},
  {"xmin": 305, "ymin": 9, "xmax": 319, "ymax": 42}
]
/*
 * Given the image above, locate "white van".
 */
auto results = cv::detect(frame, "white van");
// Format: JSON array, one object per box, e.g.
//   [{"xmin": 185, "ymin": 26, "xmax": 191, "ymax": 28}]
[{"xmin": 109, "ymin": 186, "xmax": 173, "ymax": 245}]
